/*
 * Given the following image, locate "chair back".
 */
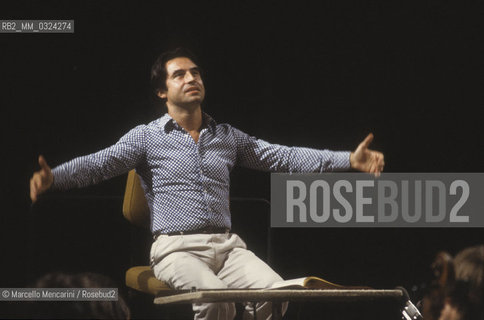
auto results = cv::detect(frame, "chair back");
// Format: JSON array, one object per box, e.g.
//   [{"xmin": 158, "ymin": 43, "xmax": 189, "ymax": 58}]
[{"xmin": 123, "ymin": 170, "xmax": 150, "ymax": 228}]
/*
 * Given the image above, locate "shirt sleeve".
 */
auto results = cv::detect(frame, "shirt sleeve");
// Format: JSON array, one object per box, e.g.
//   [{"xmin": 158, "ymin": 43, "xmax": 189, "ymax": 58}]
[
  {"xmin": 232, "ymin": 127, "xmax": 351, "ymax": 173},
  {"xmin": 51, "ymin": 125, "xmax": 147, "ymax": 190}
]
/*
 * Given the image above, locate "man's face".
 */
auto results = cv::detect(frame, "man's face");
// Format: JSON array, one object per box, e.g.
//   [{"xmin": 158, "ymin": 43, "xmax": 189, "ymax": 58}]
[{"xmin": 158, "ymin": 57, "xmax": 205, "ymax": 108}]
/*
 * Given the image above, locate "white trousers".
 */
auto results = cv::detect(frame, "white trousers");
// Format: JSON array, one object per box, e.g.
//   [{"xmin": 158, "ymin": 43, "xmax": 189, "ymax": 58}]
[{"xmin": 150, "ymin": 232, "xmax": 288, "ymax": 320}]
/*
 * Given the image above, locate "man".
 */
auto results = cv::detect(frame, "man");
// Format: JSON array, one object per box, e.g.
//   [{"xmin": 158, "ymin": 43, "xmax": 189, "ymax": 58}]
[{"xmin": 30, "ymin": 48, "xmax": 384, "ymax": 319}]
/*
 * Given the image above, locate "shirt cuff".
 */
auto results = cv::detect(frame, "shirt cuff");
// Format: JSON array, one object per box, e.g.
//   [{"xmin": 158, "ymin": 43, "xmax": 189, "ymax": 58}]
[
  {"xmin": 51, "ymin": 165, "xmax": 69, "ymax": 190},
  {"xmin": 328, "ymin": 151, "xmax": 351, "ymax": 171}
]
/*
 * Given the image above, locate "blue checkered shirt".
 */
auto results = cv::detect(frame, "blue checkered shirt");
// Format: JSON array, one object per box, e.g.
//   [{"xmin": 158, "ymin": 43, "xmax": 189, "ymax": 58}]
[{"xmin": 52, "ymin": 113, "xmax": 351, "ymax": 233}]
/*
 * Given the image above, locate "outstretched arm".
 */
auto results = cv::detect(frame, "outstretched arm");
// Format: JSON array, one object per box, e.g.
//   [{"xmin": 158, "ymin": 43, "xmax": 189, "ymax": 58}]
[
  {"xmin": 350, "ymin": 133, "xmax": 385, "ymax": 176},
  {"xmin": 29, "ymin": 125, "xmax": 147, "ymax": 202},
  {"xmin": 233, "ymin": 126, "xmax": 351, "ymax": 173},
  {"xmin": 233, "ymin": 126, "xmax": 384, "ymax": 175},
  {"xmin": 30, "ymin": 155, "xmax": 54, "ymax": 203}
]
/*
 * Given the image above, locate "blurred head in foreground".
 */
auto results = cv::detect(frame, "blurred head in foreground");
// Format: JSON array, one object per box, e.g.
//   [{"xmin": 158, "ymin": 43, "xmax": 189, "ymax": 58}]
[{"xmin": 29, "ymin": 272, "xmax": 130, "ymax": 319}]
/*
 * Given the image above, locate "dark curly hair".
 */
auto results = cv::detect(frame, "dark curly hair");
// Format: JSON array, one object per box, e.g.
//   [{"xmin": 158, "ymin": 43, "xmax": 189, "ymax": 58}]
[{"xmin": 150, "ymin": 47, "xmax": 202, "ymax": 98}]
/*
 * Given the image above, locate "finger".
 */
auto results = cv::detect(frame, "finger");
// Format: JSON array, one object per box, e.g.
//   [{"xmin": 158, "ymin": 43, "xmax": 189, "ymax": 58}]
[
  {"xmin": 370, "ymin": 153, "xmax": 378, "ymax": 170},
  {"xmin": 373, "ymin": 164, "xmax": 380, "ymax": 177},
  {"xmin": 30, "ymin": 178, "xmax": 35, "ymax": 194},
  {"xmin": 359, "ymin": 133, "xmax": 374, "ymax": 149},
  {"xmin": 378, "ymin": 156, "xmax": 385, "ymax": 171},
  {"xmin": 377, "ymin": 161, "xmax": 384, "ymax": 176},
  {"xmin": 375, "ymin": 154, "xmax": 383, "ymax": 166},
  {"xmin": 373, "ymin": 153, "xmax": 383, "ymax": 167},
  {"xmin": 38, "ymin": 155, "xmax": 50, "ymax": 172},
  {"xmin": 369, "ymin": 161, "xmax": 377, "ymax": 174},
  {"xmin": 30, "ymin": 178, "xmax": 37, "ymax": 202},
  {"xmin": 380, "ymin": 157, "xmax": 385, "ymax": 167},
  {"xmin": 372, "ymin": 157, "xmax": 381, "ymax": 174},
  {"xmin": 379, "ymin": 161, "xmax": 385, "ymax": 173},
  {"xmin": 370, "ymin": 161, "xmax": 380, "ymax": 177},
  {"xmin": 378, "ymin": 153, "xmax": 384, "ymax": 162},
  {"xmin": 33, "ymin": 175, "xmax": 42, "ymax": 191}
]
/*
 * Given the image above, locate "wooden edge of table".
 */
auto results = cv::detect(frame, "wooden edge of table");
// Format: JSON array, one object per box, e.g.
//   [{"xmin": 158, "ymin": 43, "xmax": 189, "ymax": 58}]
[{"xmin": 154, "ymin": 289, "xmax": 404, "ymax": 305}]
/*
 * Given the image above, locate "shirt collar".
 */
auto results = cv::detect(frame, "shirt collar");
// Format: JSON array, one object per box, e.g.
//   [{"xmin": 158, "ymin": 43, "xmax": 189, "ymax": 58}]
[
  {"xmin": 203, "ymin": 113, "xmax": 217, "ymax": 133},
  {"xmin": 158, "ymin": 112, "xmax": 217, "ymax": 133}
]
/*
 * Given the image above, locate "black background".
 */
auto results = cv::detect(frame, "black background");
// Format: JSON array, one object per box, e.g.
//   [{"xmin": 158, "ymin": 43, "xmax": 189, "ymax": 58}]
[{"xmin": 1, "ymin": 0, "xmax": 483, "ymax": 316}]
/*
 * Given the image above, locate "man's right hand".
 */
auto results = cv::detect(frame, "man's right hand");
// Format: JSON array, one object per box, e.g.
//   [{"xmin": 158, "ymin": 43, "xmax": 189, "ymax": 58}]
[{"xmin": 30, "ymin": 155, "xmax": 53, "ymax": 203}]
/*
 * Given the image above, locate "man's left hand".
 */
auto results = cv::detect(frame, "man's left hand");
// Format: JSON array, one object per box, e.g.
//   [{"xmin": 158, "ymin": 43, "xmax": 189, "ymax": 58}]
[{"xmin": 350, "ymin": 133, "xmax": 385, "ymax": 177}]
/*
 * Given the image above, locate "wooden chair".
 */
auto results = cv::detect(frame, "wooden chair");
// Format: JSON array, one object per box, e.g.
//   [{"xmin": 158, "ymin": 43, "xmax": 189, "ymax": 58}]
[{"xmin": 123, "ymin": 170, "xmax": 171, "ymax": 295}]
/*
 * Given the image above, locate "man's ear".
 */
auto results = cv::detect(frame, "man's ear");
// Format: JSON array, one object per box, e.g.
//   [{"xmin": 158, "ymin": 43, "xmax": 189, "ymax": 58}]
[{"xmin": 157, "ymin": 90, "xmax": 167, "ymax": 99}]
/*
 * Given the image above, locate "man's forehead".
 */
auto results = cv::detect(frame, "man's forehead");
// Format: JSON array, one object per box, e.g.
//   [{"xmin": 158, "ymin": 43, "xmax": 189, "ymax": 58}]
[{"xmin": 165, "ymin": 57, "xmax": 198, "ymax": 74}]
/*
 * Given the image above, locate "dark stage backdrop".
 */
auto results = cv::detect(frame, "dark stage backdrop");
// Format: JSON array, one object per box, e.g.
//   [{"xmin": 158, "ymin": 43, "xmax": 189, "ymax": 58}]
[{"xmin": 1, "ymin": 0, "xmax": 482, "ymax": 310}]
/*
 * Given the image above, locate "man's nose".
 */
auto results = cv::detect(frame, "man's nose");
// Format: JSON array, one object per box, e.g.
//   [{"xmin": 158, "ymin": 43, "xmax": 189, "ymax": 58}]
[{"xmin": 184, "ymin": 71, "xmax": 196, "ymax": 82}]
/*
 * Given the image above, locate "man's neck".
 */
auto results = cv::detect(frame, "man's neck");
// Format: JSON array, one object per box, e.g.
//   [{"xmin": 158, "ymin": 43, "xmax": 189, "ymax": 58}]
[{"xmin": 166, "ymin": 103, "xmax": 203, "ymax": 133}]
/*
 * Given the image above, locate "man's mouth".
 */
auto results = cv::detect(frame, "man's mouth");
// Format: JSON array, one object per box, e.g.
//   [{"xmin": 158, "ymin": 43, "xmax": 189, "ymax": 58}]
[{"xmin": 185, "ymin": 87, "xmax": 200, "ymax": 93}]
